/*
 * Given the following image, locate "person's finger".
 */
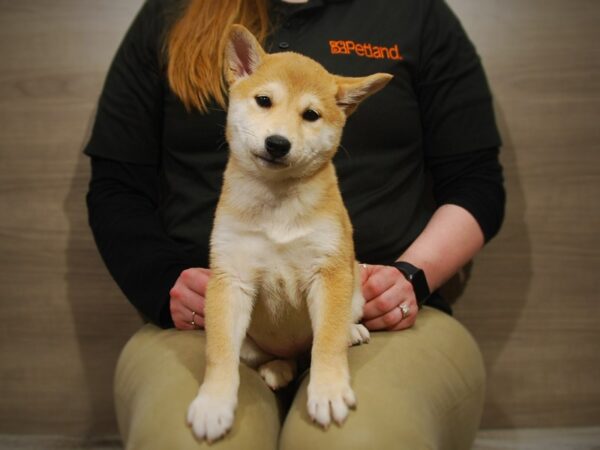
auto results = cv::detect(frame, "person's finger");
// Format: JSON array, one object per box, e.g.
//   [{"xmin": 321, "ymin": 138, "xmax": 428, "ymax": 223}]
[
  {"xmin": 170, "ymin": 285, "xmax": 203, "ymax": 326},
  {"xmin": 189, "ymin": 310, "xmax": 205, "ymax": 329},
  {"xmin": 170, "ymin": 299, "xmax": 205, "ymax": 330},
  {"xmin": 362, "ymin": 282, "xmax": 404, "ymax": 321},
  {"xmin": 361, "ymin": 265, "xmax": 396, "ymax": 301},
  {"xmin": 180, "ymin": 268, "xmax": 211, "ymax": 295},
  {"xmin": 363, "ymin": 301, "xmax": 418, "ymax": 331},
  {"xmin": 389, "ymin": 303, "xmax": 418, "ymax": 331},
  {"xmin": 170, "ymin": 282, "xmax": 205, "ymax": 313},
  {"xmin": 171, "ymin": 303, "xmax": 195, "ymax": 330},
  {"xmin": 359, "ymin": 263, "xmax": 370, "ymax": 285},
  {"xmin": 182, "ymin": 293, "xmax": 205, "ymax": 316},
  {"xmin": 363, "ymin": 303, "xmax": 405, "ymax": 330}
]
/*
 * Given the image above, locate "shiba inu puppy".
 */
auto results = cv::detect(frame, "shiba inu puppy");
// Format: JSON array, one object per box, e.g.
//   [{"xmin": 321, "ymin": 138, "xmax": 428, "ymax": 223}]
[{"xmin": 187, "ymin": 24, "xmax": 392, "ymax": 442}]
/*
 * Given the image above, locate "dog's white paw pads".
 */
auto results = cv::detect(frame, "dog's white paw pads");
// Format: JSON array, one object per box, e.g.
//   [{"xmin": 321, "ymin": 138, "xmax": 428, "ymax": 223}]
[
  {"xmin": 349, "ymin": 323, "xmax": 370, "ymax": 346},
  {"xmin": 258, "ymin": 359, "xmax": 296, "ymax": 390},
  {"xmin": 187, "ymin": 391, "xmax": 236, "ymax": 442},
  {"xmin": 307, "ymin": 381, "xmax": 356, "ymax": 428}
]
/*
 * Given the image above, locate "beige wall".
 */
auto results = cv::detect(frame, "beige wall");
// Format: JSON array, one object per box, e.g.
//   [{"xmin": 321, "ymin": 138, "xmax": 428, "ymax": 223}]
[
  {"xmin": 0, "ymin": 0, "xmax": 598, "ymax": 435},
  {"xmin": 0, "ymin": 1, "xmax": 146, "ymax": 435},
  {"xmin": 449, "ymin": 0, "xmax": 600, "ymax": 427}
]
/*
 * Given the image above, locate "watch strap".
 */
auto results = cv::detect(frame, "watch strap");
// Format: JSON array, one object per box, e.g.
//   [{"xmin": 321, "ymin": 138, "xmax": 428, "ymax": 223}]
[{"xmin": 391, "ymin": 261, "xmax": 431, "ymax": 307}]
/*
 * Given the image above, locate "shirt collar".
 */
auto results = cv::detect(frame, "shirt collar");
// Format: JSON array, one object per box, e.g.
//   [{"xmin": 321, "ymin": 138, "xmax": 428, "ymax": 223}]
[{"xmin": 275, "ymin": 0, "xmax": 350, "ymax": 16}]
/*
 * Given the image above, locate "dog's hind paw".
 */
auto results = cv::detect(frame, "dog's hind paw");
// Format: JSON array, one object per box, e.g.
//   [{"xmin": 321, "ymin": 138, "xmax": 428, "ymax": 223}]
[
  {"xmin": 349, "ymin": 323, "xmax": 370, "ymax": 346},
  {"xmin": 187, "ymin": 390, "xmax": 236, "ymax": 442},
  {"xmin": 258, "ymin": 359, "xmax": 297, "ymax": 390}
]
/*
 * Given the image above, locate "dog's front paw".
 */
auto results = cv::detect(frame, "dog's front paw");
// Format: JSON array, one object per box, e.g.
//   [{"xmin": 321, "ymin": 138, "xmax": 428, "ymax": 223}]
[
  {"xmin": 349, "ymin": 323, "xmax": 370, "ymax": 346},
  {"xmin": 307, "ymin": 379, "xmax": 356, "ymax": 428},
  {"xmin": 187, "ymin": 389, "xmax": 236, "ymax": 442},
  {"xmin": 258, "ymin": 359, "xmax": 296, "ymax": 390}
]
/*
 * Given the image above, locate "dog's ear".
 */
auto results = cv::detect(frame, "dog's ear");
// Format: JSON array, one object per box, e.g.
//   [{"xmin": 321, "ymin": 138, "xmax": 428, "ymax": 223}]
[
  {"xmin": 335, "ymin": 73, "xmax": 393, "ymax": 116},
  {"xmin": 225, "ymin": 24, "xmax": 266, "ymax": 85}
]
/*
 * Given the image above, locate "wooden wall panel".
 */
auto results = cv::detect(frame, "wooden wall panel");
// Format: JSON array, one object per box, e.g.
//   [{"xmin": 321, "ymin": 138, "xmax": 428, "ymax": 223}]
[
  {"xmin": 0, "ymin": 0, "xmax": 146, "ymax": 435},
  {"xmin": 447, "ymin": 0, "xmax": 600, "ymax": 428},
  {"xmin": 0, "ymin": 0, "xmax": 598, "ymax": 436}
]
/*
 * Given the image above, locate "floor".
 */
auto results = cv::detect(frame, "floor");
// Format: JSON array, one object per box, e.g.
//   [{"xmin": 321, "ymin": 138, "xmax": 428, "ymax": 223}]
[
  {"xmin": 473, "ymin": 428, "xmax": 600, "ymax": 450},
  {"xmin": 1, "ymin": 427, "xmax": 599, "ymax": 449}
]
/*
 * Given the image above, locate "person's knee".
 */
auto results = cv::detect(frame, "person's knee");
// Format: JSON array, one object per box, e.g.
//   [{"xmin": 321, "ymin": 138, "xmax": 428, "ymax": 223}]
[
  {"xmin": 279, "ymin": 414, "xmax": 439, "ymax": 450},
  {"xmin": 280, "ymin": 308, "xmax": 485, "ymax": 450},
  {"xmin": 115, "ymin": 325, "xmax": 282, "ymax": 450}
]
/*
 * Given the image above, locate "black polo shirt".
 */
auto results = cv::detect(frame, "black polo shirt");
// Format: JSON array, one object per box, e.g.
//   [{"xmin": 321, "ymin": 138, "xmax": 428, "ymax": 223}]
[{"xmin": 85, "ymin": 0, "xmax": 504, "ymax": 326}]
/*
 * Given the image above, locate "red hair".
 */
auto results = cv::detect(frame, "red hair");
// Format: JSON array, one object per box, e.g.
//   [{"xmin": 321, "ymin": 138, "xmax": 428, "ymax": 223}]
[{"xmin": 166, "ymin": 0, "xmax": 270, "ymax": 112}]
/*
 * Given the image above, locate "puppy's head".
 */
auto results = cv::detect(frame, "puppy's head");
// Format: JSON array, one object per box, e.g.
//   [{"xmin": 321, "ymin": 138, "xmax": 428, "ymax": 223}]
[{"xmin": 224, "ymin": 25, "xmax": 392, "ymax": 181}]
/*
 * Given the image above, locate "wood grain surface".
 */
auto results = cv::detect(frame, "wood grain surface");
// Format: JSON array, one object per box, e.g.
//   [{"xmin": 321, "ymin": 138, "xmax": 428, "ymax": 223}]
[
  {"xmin": 448, "ymin": 0, "xmax": 600, "ymax": 428},
  {"xmin": 0, "ymin": 0, "xmax": 598, "ymax": 436},
  {"xmin": 0, "ymin": 0, "xmax": 147, "ymax": 435}
]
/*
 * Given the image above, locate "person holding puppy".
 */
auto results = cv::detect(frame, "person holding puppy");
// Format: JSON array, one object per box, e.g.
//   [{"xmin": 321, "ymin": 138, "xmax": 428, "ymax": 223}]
[{"xmin": 85, "ymin": 0, "xmax": 504, "ymax": 448}]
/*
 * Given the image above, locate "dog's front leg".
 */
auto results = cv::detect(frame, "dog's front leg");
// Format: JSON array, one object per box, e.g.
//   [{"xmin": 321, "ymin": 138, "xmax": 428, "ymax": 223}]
[
  {"xmin": 306, "ymin": 265, "xmax": 355, "ymax": 428},
  {"xmin": 187, "ymin": 273, "xmax": 255, "ymax": 442}
]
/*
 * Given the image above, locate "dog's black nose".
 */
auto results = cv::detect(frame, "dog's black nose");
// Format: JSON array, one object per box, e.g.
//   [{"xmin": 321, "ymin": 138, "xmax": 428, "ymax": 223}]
[{"xmin": 265, "ymin": 135, "xmax": 291, "ymax": 159}]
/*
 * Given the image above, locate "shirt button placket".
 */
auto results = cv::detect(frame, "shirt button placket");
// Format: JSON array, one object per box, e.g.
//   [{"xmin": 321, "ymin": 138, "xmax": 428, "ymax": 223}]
[{"xmin": 273, "ymin": 16, "xmax": 297, "ymax": 52}]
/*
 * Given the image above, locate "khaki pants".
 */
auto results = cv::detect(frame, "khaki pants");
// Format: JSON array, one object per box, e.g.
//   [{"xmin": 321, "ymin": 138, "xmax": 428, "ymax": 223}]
[{"xmin": 115, "ymin": 307, "xmax": 485, "ymax": 450}]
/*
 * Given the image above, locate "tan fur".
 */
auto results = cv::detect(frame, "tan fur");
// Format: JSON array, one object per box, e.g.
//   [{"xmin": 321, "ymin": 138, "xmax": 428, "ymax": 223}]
[{"xmin": 187, "ymin": 25, "xmax": 392, "ymax": 442}]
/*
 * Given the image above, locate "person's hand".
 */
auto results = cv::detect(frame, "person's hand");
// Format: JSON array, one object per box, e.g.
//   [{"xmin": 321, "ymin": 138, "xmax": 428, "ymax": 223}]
[
  {"xmin": 360, "ymin": 264, "xmax": 418, "ymax": 331},
  {"xmin": 169, "ymin": 268, "xmax": 211, "ymax": 330}
]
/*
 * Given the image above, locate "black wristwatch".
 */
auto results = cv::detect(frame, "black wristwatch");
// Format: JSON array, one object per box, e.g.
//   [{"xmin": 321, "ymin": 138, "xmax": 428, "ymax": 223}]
[{"xmin": 392, "ymin": 261, "xmax": 431, "ymax": 307}]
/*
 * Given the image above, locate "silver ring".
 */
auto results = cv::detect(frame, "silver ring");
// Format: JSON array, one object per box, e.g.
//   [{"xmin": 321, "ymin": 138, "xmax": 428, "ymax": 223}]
[
  {"xmin": 191, "ymin": 310, "xmax": 197, "ymax": 327},
  {"xmin": 399, "ymin": 303, "xmax": 410, "ymax": 320}
]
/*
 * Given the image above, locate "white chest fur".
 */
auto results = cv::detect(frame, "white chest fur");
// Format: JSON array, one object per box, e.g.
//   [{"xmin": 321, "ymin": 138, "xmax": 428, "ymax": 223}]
[{"xmin": 210, "ymin": 168, "xmax": 342, "ymax": 356}]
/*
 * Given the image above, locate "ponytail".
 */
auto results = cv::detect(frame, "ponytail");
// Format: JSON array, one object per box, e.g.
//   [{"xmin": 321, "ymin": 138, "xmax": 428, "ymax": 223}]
[{"xmin": 166, "ymin": 0, "xmax": 270, "ymax": 112}]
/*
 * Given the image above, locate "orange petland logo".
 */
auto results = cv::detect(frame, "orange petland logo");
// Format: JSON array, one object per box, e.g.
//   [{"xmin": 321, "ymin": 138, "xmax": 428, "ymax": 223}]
[{"xmin": 329, "ymin": 40, "xmax": 403, "ymax": 60}]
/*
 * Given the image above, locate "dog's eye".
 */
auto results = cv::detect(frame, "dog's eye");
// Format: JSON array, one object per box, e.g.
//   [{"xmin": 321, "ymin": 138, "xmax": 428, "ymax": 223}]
[
  {"xmin": 255, "ymin": 95, "xmax": 272, "ymax": 108},
  {"xmin": 302, "ymin": 109, "xmax": 320, "ymax": 122}
]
